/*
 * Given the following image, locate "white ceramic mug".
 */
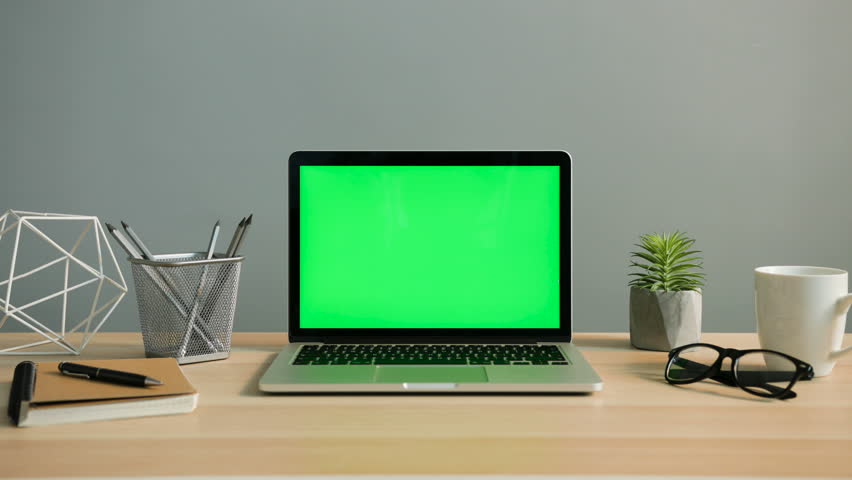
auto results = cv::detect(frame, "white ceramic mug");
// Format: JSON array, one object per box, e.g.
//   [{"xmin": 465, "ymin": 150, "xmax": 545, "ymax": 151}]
[{"xmin": 755, "ymin": 266, "xmax": 852, "ymax": 376}]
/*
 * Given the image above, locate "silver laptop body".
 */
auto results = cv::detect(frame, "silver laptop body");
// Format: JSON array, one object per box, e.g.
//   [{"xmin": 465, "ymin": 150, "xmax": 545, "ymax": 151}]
[{"xmin": 259, "ymin": 151, "xmax": 603, "ymax": 393}]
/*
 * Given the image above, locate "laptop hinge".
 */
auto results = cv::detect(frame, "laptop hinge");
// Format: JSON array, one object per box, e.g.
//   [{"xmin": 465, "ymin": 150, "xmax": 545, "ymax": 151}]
[{"xmin": 320, "ymin": 338, "xmax": 541, "ymax": 345}]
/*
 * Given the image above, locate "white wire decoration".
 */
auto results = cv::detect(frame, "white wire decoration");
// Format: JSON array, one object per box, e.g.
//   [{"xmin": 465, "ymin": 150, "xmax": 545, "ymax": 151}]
[{"xmin": 0, "ymin": 210, "xmax": 128, "ymax": 354}]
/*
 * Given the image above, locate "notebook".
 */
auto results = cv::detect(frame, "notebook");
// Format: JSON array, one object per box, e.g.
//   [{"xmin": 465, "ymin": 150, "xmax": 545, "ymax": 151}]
[{"xmin": 8, "ymin": 358, "xmax": 198, "ymax": 427}]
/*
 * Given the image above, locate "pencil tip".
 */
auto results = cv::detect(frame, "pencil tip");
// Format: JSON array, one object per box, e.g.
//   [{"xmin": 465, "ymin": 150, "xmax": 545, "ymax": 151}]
[
  {"xmin": 246, "ymin": 214, "xmax": 253, "ymax": 224},
  {"xmin": 215, "ymin": 220, "xmax": 221, "ymax": 226},
  {"xmin": 120, "ymin": 221, "xmax": 129, "ymax": 229},
  {"xmin": 105, "ymin": 223, "xmax": 115, "ymax": 232}
]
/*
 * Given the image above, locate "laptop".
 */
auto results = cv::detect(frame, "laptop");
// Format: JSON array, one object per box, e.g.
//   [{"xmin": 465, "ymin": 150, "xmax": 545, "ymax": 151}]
[{"xmin": 259, "ymin": 151, "xmax": 603, "ymax": 393}]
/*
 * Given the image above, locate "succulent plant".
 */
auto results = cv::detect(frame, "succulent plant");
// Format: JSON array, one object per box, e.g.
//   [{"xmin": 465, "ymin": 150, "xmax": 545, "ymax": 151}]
[{"xmin": 629, "ymin": 231, "xmax": 705, "ymax": 292}]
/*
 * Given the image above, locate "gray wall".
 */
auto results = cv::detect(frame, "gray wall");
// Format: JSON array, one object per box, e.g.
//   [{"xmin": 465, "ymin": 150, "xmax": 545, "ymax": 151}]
[{"xmin": 2, "ymin": 0, "xmax": 851, "ymax": 333}]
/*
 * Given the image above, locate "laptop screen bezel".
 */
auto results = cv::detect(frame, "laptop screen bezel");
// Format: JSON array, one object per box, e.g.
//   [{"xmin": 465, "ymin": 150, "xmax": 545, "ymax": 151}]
[{"xmin": 288, "ymin": 151, "xmax": 572, "ymax": 344}]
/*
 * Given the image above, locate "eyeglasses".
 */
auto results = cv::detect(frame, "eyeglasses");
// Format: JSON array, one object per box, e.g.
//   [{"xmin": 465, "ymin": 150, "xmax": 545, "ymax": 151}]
[{"xmin": 665, "ymin": 343, "xmax": 814, "ymax": 399}]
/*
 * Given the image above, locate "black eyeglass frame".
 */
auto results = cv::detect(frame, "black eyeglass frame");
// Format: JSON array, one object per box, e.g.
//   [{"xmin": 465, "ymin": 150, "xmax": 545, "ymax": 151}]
[{"xmin": 665, "ymin": 343, "xmax": 814, "ymax": 399}]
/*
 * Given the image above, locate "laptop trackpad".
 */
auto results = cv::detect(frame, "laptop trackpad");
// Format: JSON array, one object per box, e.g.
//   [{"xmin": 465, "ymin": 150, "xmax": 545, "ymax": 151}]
[{"xmin": 374, "ymin": 366, "xmax": 488, "ymax": 383}]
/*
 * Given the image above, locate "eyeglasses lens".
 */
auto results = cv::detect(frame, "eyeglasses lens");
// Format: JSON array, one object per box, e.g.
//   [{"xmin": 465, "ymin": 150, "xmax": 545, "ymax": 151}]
[
  {"xmin": 667, "ymin": 345, "xmax": 718, "ymax": 382},
  {"xmin": 735, "ymin": 352, "xmax": 798, "ymax": 396}
]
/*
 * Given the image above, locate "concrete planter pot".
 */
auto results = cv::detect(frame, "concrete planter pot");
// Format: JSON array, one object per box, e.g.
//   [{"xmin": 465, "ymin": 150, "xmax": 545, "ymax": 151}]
[{"xmin": 629, "ymin": 287, "xmax": 702, "ymax": 351}]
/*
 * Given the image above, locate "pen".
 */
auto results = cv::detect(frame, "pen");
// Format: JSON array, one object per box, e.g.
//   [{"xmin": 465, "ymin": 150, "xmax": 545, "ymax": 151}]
[
  {"xmin": 121, "ymin": 221, "xmax": 155, "ymax": 260},
  {"xmin": 58, "ymin": 362, "xmax": 163, "ymax": 387}
]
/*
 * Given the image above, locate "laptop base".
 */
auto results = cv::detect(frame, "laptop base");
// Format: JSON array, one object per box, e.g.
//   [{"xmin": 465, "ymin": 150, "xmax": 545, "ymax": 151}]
[{"xmin": 259, "ymin": 343, "xmax": 602, "ymax": 393}]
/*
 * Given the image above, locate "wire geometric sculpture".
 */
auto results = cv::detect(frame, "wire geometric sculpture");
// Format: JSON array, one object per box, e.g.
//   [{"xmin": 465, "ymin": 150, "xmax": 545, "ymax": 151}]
[{"xmin": 0, "ymin": 210, "xmax": 128, "ymax": 354}]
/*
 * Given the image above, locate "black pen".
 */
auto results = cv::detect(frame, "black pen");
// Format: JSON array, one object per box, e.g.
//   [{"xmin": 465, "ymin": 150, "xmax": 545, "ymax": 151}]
[{"xmin": 58, "ymin": 362, "xmax": 163, "ymax": 387}]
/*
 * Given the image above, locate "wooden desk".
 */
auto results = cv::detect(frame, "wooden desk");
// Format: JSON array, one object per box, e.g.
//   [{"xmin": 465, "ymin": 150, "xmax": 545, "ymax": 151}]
[{"xmin": 0, "ymin": 332, "xmax": 850, "ymax": 478}]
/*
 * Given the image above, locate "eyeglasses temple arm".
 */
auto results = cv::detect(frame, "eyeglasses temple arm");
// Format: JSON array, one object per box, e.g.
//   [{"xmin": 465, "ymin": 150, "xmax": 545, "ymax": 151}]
[
  {"xmin": 708, "ymin": 370, "xmax": 737, "ymax": 387},
  {"xmin": 719, "ymin": 371, "xmax": 793, "ymax": 396},
  {"xmin": 671, "ymin": 357, "xmax": 801, "ymax": 398},
  {"xmin": 735, "ymin": 371, "xmax": 798, "ymax": 385}
]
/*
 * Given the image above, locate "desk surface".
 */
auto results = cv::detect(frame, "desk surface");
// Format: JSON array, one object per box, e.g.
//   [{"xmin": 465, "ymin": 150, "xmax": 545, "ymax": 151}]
[{"xmin": 0, "ymin": 332, "xmax": 850, "ymax": 478}]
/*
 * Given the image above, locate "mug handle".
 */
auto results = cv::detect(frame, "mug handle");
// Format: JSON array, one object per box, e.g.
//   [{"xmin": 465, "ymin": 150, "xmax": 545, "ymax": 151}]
[{"xmin": 828, "ymin": 294, "xmax": 852, "ymax": 359}]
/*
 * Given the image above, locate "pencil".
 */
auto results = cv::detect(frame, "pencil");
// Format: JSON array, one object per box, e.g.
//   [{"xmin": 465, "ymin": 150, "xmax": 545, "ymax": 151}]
[
  {"xmin": 205, "ymin": 220, "xmax": 220, "ymax": 260},
  {"xmin": 225, "ymin": 217, "xmax": 246, "ymax": 258},
  {"xmin": 232, "ymin": 214, "xmax": 252, "ymax": 256},
  {"xmin": 121, "ymin": 221, "xmax": 155, "ymax": 260},
  {"xmin": 105, "ymin": 223, "xmax": 142, "ymax": 259}
]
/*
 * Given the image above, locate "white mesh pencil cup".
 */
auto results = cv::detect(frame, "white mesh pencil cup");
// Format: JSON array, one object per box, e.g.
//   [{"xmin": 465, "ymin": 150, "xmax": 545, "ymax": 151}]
[{"xmin": 129, "ymin": 253, "xmax": 242, "ymax": 364}]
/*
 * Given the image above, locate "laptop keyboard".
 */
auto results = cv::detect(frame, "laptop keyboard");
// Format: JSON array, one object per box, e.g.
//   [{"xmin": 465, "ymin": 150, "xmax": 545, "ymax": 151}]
[{"xmin": 292, "ymin": 344, "xmax": 569, "ymax": 366}]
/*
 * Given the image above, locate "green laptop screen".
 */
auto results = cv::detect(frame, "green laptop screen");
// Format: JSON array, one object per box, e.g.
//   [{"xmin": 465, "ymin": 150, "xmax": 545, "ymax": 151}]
[{"xmin": 299, "ymin": 165, "xmax": 560, "ymax": 329}]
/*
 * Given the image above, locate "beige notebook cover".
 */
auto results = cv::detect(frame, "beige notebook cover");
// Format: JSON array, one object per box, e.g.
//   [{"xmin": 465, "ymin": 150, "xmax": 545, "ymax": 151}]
[{"xmin": 11, "ymin": 358, "xmax": 198, "ymax": 427}]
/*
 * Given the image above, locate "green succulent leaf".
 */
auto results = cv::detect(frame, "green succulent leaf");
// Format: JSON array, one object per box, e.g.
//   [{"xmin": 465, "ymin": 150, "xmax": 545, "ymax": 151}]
[{"xmin": 627, "ymin": 231, "xmax": 705, "ymax": 292}]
